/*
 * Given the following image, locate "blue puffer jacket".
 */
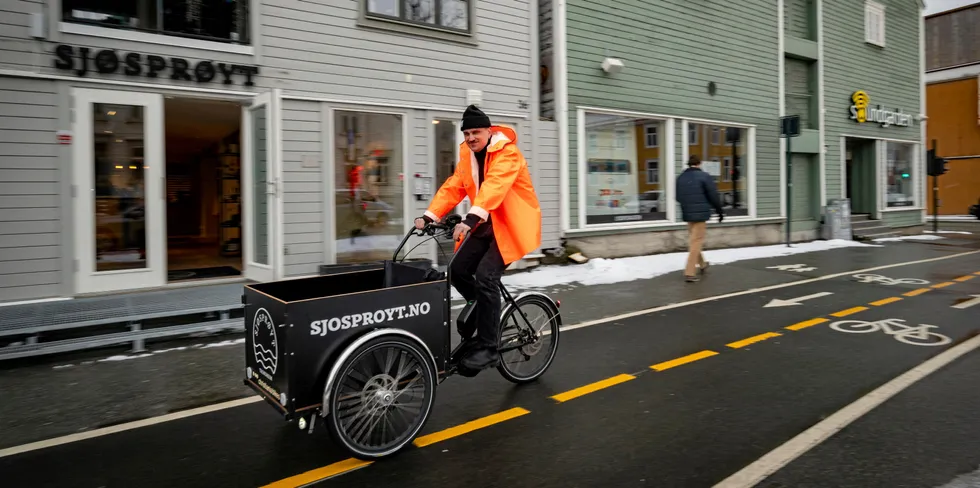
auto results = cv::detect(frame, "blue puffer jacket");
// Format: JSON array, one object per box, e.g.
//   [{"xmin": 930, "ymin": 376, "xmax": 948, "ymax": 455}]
[{"xmin": 675, "ymin": 167, "xmax": 723, "ymax": 222}]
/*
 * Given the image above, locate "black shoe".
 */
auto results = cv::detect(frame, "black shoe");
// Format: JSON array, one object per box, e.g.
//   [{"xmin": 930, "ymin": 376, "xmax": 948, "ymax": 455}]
[
  {"xmin": 460, "ymin": 347, "xmax": 500, "ymax": 371},
  {"xmin": 451, "ymin": 337, "xmax": 479, "ymax": 364}
]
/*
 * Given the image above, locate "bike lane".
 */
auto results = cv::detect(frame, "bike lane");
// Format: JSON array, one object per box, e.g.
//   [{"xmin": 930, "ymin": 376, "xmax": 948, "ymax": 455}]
[
  {"xmin": 295, "ymin": 259, "xmax": 980, "ymax": 487},
  {"xmin": 1, "ymin": 256, "xmax": 976, "ymax": 488}
]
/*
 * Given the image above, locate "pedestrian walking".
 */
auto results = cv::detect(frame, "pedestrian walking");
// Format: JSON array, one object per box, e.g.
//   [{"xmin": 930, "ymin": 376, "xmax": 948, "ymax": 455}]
[{"xmin": 675, "ymin": 155, "xmax": 724, "ymax": 282}]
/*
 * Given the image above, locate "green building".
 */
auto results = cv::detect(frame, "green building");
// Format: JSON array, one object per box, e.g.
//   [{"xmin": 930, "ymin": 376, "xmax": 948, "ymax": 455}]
[{"xmin": 543, "ymin": 0, "xmax": 926, "ymax": 256}]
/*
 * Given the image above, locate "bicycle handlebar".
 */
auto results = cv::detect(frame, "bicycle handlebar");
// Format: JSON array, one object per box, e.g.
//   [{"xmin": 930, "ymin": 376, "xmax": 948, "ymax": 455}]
[{"xmin": 391, "ymin": 214, "xmax": 464, "ymax": 262}]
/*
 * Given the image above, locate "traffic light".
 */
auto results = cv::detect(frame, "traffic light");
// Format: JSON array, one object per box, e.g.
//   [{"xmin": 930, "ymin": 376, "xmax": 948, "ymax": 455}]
[{"xmin": 927, "ymin": 149, "xmax": 948, "ymax": 176}]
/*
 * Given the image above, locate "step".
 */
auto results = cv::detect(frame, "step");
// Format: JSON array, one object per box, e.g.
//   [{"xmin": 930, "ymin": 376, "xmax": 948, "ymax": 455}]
[
  {"xmin": 851, "ymin": 219, "xmax": 886, "ymax": 230},
  {"xmin": 0, "ymin": 318, "xmax": 244, "ymax": 361},
  {"xmin": 856, "ymin": 231, "xmax": 901, "ymax": 241},
  {"xmin": 0, "ymin": 284, "xmax": 243, "ymax": 338},
  {"xmin": 851, "ymin": 213, "xmax": 872, "ymax": 222},
  {"xmin": 852, "ymin": 225, "xmax": 893, "ymax": 236}
]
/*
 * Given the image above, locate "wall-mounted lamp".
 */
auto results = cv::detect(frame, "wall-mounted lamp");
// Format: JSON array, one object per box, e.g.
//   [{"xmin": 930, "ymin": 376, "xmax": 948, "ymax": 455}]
[{"xmin": 601, "ymin": 57, "xmax": 624, "ymax": 74}]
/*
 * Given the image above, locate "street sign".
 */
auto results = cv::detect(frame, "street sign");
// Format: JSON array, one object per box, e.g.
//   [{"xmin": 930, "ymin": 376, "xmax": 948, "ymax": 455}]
[{"xmin": 780, "ymin": 115, "xmax": 800, "ymax": 137}]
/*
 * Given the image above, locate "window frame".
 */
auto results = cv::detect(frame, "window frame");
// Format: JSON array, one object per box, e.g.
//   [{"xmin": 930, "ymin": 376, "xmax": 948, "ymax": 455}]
[
  {"xmin": 576, "ymin": 108, "xmax": 677, "ymax": 229},
  {"xmin": 644, "ymin": 124, "xmax": 659, "ymax": 148},
  {"xmin": 323, "ymin": 104, "xmax": 412, "ymax": 265},
  {"xmin": 682, "ymin": 119, "xmax": 757, "ymax": 221},
  {"xmin": 645, "ymin": 159, "xmax": 660, "ymax": 185},
  {"xmin": 57, "ymin": 0, "xmax": 255, "ymax": 54},
  {"xmin": 865, "ymin": 0, "xmax": 886, "ymax": 48},
  {"xmin": 878, "ymin": 139, "xmax": 921, "ymax": 211},
  {"xmin": 358, "ymin": 0, "xmax": 478, "ymax": 45}
]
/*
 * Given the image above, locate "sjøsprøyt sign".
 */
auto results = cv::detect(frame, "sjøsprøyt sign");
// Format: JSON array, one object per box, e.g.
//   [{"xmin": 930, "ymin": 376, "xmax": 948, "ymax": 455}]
[{"xmin": 849, "ymin": 90, "xmax": 913, "ymax": 128}]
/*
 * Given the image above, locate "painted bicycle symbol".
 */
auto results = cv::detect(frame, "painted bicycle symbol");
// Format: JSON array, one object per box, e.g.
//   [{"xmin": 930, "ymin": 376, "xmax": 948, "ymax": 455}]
[
  {"xmin": 829, "ymin": 318, "xmax": 951, "ymax": 346},
  {"xmin": 851, "ymin": 274, "xmax": 930, "ymax": 286}
]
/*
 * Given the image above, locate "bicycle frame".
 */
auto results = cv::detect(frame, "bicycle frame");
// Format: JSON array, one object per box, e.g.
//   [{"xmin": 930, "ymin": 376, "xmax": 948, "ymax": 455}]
[{"xmin": 390, "ymin": 218, "xmax": 541, "ymax": 366}]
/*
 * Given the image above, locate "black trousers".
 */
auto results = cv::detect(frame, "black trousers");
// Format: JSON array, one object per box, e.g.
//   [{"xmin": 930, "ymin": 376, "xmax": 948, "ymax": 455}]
[{"xmin": 450, "ymin": 221, "xmax": 505, "ymax": 349}]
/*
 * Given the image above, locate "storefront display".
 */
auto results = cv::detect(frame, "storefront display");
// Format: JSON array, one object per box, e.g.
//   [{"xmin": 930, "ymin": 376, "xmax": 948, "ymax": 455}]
[
  {"xmin": 334, "ymin": 111, "xmax": 405, "ymax": 263},
  {"xmin": 885, "ymin": 141, "xmax": 916, "ymax": 208},
  {"xmin": 687, "ymin": 123, "xmax": 748, "ymax": 217},
  {"xmin": 583, "ymin": 112, "xmax": 666, "ymax": 224}
]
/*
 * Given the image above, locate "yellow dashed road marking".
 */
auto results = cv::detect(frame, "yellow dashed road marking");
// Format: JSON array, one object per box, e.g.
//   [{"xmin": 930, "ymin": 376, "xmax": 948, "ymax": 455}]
[
  {"xmin": 412, "ymin": 407, "xmax": 530, "ymax": 448},
  {"xmin": 831, "ymin": 306, "xmax": 868, "ymax": 317},
  {"xmin": 785, "ymin": 317, "xmax": 829, "ymax": 331},
  {"xmin": 651, "ymin": 350, "xmax": 718, "ymax": 371},
  {"xmin": 869, "ymin": 297, "xmax": 903, "ymax": 306},
  {"xmin": 261, "ymin": 458, "xmax": 373, "ymax": 488},
  {"xmin": 904, "ymin": 288, "xmax": 931, "ymax": 297},
  {"xmin": 932, "ymin": 282, "xmax": 956, "ymax": 289},
  {"xmin": 954, "ymin": 275, "xmax": 975, "ymax": 282},
  {"xmin": 551, "ymin": 374, "xmax": 636, "ymax": 403},
  {"xmin": 727, "ymin": 332, "xmax": 782, "ymax": 349}
]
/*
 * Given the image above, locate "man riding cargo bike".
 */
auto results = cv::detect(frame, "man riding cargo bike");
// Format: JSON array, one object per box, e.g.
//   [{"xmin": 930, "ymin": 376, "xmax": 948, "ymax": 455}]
[
  {"xmin": 241, "ymin": 104, "xmax": 560, "ymax": 460},
  {"xmin": 416, "ymin": 104, "xmax": 543, "ymax": 372}
]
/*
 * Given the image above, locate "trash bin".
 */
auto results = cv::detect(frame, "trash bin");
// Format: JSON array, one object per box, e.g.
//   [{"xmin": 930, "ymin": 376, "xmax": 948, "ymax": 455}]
[{"xmin": 821, "ymin": 198, "xmax": 853, "ymax": 241}]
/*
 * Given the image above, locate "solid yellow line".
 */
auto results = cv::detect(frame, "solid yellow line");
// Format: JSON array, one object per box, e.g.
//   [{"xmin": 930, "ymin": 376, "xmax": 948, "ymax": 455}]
[
  {"xmin": 650, "ymin": 350, "xmax": 719, "ymax": 371},
  {"xmin": 261, "ymin": 458, "xmax": 372, "ymax": 488},
  {"xmin": 412, "ymin": 407, "xmax": 530, "ymax": 448},
  {"xmin": 551, "ymin": 374, "xmax": 636, "ymax": 403},
  {"xmin": 831, "ymin": 306, "xmax": 869, "ymax": 317},
  {"xmin": 954, "ymin": 275, "xmax": 975, "ymax": 282},
  {"xmin": 727, "ymin": 332, "xmax": 782, "ymax": 349},
  {"xmin": 785, "ymin": 317, "xmax": 829, "ymax": 331},
  {"xmin": 870, "ymin": 297, "xmax": 903, "ymax": 306},
  {"xmin": 904, "ymin": 288, "xmax": 932, "ymax": 297},
  {"xmin": 932, "ymin": 282, "xmax": 956, "ymax": 289}
]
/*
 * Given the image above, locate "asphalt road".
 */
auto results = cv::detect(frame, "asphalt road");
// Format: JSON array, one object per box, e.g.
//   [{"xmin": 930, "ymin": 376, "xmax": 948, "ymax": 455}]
[{"xmin": 1, "ymin": 237, "xmax": 979, "ymax": 488}]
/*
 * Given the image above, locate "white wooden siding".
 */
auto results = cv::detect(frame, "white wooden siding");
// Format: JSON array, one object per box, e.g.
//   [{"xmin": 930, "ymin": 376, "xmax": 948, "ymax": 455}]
[{"xmin": 0, "ymin": 76, "xmax": 62, "ymax": 301}]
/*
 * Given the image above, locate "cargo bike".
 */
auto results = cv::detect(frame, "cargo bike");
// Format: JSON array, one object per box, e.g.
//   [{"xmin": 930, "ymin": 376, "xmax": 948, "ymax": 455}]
[{"xmin": 242, "ymin": 214, "xmax": 561, "ymax": 459}]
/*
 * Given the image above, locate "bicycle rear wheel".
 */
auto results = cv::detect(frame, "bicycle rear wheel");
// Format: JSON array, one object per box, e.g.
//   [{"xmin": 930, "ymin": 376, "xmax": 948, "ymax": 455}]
[{"xmin": 496, "ymin": 294, "xmax": 561, "ymax": 384}]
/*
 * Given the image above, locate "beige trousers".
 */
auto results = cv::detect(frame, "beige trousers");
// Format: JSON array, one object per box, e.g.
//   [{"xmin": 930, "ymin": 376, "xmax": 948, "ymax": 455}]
[{"xmin": 685, "ymin": 222, "xmax": 707, "ymax": 277}]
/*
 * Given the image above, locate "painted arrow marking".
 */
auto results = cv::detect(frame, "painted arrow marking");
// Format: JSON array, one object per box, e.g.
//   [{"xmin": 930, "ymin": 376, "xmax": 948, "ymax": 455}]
[
  {"xmin": 952, "ymin": 295, "xmax": 980, "ymax": 310},
  {"xmin": 764, "ymin": 292, "xmax": 834, "ymax": 308}
]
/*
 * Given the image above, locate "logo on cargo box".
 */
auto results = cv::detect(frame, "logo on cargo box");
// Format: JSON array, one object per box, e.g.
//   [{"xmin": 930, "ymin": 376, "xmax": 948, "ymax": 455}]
[
  {"xmin": 310, "ymin": 302, "xmax": 432, "ymax": 337},
  {"xmin": 252, "ymin": 308, "xmax": 278, "ymax": 377}
]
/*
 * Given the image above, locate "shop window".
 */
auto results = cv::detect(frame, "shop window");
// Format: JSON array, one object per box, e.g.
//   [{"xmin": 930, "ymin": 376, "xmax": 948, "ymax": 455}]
[
  {"xmin": 334, "ymin": 111, "xmax": 405, "ymax": 263},
  {"xmin": 884, "ymin": 141, "xmax": 915, "ymax": 208},
  {"xmin": 687, "ymin": 122, "xmax": 750, "ymax": 217},
  {"xmin": 62, "ymin": 0, "xmax": 251, "ymax": 44},
  {"xmin": 582, "ymin": 112, "xmax": 667, "ymax": 225},
  {"xmin": 865, "ymin": 1, "xmax": 885, "ymax": 47},
  {"xmin": 364, "ymin": 0, "xmax": 472, "ymax": 33}
]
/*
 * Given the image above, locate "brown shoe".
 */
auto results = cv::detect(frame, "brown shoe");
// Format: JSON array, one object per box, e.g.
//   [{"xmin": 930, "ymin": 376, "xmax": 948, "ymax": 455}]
[
  {"xmin": 686, "ymin": 275, "xmax": 700, "ymax": 282},
  {"xmin": 699, "ymin": 262, "xmax": 710, "ymax": 275}
]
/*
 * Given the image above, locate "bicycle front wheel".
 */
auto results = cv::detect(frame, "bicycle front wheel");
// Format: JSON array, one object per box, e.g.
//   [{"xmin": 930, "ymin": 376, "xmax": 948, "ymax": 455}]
[{"xmin": 496, "ymin": 294, "xmax": 561, "ymax": 384}]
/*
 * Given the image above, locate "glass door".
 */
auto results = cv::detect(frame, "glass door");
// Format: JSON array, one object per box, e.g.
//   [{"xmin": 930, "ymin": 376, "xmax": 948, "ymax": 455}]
[
  {"xmin": 73, "ymin": 89, "xmax": 167, "ymax": 294},
  {"xmin": 241, "ymin": 92, "xmax": 277, "ymax": 282}
]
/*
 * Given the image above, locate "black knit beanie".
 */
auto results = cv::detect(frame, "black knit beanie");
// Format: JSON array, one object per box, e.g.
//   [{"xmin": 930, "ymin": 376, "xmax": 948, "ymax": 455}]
[{"xmin": 460, "ymin": 104, "xmax": 491, "ymax": 131}]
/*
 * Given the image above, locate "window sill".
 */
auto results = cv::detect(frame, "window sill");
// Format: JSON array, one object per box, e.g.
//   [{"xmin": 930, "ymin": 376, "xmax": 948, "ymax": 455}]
[
  {"xmin": 565, "ymin": 216, "xmax": 779, "ymax": 237},
  {"xmin": 880, "ymin": 206, "xmax": 923, "ymax": 213},
  {"xmin": 356, "ymin": 16, "xmax": 478, "ymax": 46},
  {"xmin": 59, "ymin": 22, "xmax": 255, "ymax": 56}
]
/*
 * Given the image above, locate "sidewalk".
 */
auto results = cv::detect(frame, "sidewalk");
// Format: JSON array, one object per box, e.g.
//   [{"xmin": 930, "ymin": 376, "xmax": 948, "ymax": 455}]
[{"xmin": 1, "ymin": 235, "xmax": 976, "ymax": 450}]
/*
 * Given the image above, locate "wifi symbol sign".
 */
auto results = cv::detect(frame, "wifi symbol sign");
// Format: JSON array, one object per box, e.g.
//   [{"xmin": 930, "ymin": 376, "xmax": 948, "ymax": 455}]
[{"xmin": 851, "ymin": 91, "xmax": 870, "ymax": 123}]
